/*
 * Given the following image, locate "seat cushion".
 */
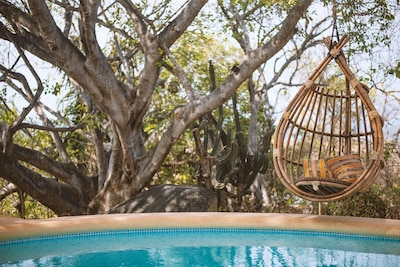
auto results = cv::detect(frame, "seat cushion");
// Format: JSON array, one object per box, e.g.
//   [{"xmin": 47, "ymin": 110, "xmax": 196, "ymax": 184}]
[
  {"xmin": 303, "ymin": 159, "xmax": 329, "ymax": 179},
  {"xmin": 325, "ymin": 154, "xmax": 364, "ymax": 183}
]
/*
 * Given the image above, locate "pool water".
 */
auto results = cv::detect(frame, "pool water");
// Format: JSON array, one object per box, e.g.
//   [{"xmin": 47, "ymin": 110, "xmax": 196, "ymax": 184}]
[{"xmin": 1, "ymin": 228, "xmax": 399, "ymax": 267}]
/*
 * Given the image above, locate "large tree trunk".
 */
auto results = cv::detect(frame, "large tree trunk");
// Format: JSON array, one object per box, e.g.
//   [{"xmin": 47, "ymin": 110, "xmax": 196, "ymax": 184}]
[
  {"xmin": 0, "ymin": 0, "xmax": 313, "ymax": 215},
  {"xmin": 87, "ymin": 126, "xmax": 150, "ymax": 213}
]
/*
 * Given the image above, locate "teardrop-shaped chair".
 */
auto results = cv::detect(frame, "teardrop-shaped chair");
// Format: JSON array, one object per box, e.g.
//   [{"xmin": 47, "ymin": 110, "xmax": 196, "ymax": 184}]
[{"xmin": 273, "ymin": 35, "xmax": 384, "ymax": 201}]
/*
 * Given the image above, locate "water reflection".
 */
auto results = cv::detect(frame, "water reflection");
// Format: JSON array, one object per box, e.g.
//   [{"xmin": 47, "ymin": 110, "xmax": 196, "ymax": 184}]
[{"xmin": 1, "ymin": 229, "xmax": 399, "ymax": 267}]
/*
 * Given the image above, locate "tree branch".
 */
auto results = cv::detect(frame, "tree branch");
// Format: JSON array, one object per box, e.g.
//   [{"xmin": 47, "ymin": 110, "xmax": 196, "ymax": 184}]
[
  {"xmin": 159, "ymin": 0, "xmax": 208, "ymax": 48},
  {"xmin": 11, "ymin": 144, "xmax": 88, "ymax": 188},
  {"xmin": 159, "ymin": 42, "xmax": 198, "ymax": 102},
  {"xmin": 15, "ymin": 122, "xmax": 85, "ymax": 132},
  {"xmin": 79, "ymin": 0, "xmax": 101, "ymax": 56},
  {"xmin": 28, "ymin": 0, "xmax": 68, "ymax": 52},
  {"xmin": 140, "ymin": 0, "xmax": 313, "ymax": 187},
  {"xmin": 0, "ymin": 0, "xmax": 41, "ymax": 36},
  {"xmin": 117, "ymin": 0, "xmax": 152, "ymax": 50},
  {"xmin": 0, "ymin": 153, "xmax": 89, "ymax": 215}
]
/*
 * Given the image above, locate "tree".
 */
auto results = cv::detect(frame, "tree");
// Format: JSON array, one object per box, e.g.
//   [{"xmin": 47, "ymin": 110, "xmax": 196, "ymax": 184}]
[
  {"xmin": 0, "ymin": 0, "xmax": 396, "ymax": 216},
  {"xmin": 0, "ymin": 0, "xmax": 314, "ymax": 215}
]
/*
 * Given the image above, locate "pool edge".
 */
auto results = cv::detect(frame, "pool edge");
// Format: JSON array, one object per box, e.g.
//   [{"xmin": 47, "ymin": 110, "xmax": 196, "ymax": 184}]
[{"xmin": 1, "ymin": 213, "xmax": 399, "ymax": 241}]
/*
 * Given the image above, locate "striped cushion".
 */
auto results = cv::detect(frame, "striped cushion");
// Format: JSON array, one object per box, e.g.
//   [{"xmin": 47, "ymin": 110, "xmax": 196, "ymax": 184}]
[
  {"xmin": 303, "ymin": 159, "xmax": 329, "ymax": 179},
  {"xmin": 325, "ymin": 155, "xmax": 364, "ymax": 183}
]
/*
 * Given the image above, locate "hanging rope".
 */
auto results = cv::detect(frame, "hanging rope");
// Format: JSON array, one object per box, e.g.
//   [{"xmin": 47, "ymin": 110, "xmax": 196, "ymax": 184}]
[
  {"xmin": 329, "ymin": 0, "xmax": 340, "ymax": 56},
  {"xmin": 272, "ymin": 35, "xmax": 385, "ymax": 201}
]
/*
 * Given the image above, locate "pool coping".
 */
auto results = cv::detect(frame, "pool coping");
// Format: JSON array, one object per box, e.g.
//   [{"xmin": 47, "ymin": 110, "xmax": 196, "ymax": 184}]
[{"xmin": 0, "ymin": 213, "xmax": 399, "ymax": 241}]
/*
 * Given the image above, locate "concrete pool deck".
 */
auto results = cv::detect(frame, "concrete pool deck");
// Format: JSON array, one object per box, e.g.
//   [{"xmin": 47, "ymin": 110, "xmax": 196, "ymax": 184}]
[{"xmin": 0, "ymin": 213, "xmax": 399, "ymax": 241}]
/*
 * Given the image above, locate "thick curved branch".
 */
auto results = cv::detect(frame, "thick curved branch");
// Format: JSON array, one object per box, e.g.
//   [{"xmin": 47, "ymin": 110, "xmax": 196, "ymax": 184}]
[
  {"xmin": 117, "ymin": 0, "xmax": 208, "ymax": 125},
  {"xmin": 18, "ymin": 1, "xmax": 132, "ymax": 130},
  {"xmin": 251, "ymin": 0, "xmax": 313, "ymax": 71},
  {"xmin": 159, "ymin": 0, "xmax": 208, "ymax": 48},
  {"xmin": 0, "ymin": 22, "xmax": 61, "ymax": 68},
  {"xmin": 0, "ymin": 2, "xmax": 87, "ymax": 76},
  {"xmin": 113, "ymin": 1, "xmax": 163, "ymax": 134},
  {"xmin": 0, "ymin": 153, "xmax": 89, "ymax": 215},
  {"xmin": 79, "ymin": 0, "xmax": 101, "ymax": 56},
  {"xmin": 138, "ymin": 0, "xmax": 313, "ymax": 190},
  {"xmin": 27, "ymin": 0, "xmax": 67, "ymax": 52},
  {"xmin": 11, "ymin": 144, "xmax": 90, "ymax": 188},
  {"xmin": 0, "ymin": 0, "xmax": 41, "ymax": 36}
]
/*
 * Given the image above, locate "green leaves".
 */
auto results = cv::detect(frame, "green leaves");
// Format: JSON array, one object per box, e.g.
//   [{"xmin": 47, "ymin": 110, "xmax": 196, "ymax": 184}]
[
  {"xmin": 388, "ymin": 61, "xmax": 400, "ymax": 78},
  {"xmin": 336, "ymin": 0, "xmax": 394, "ymax": 55}
]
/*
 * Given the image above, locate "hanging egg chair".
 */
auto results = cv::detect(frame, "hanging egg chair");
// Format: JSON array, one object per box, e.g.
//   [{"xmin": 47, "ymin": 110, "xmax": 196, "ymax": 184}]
[{"xmin": 273, "ymin": 35, "xmax": 385, "ymax": 202}]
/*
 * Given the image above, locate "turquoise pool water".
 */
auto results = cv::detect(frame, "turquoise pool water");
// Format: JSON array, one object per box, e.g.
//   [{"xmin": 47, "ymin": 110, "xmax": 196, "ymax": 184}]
[{"xmin": 1, "ymin": 228, "xmax": 399, "ymax": 266}]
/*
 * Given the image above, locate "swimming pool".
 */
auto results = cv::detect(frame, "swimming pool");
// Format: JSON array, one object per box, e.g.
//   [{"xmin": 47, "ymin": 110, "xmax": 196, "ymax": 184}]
[{"xmin": 0, "ymin": 213, "xmax": 399, "ymax": 266}]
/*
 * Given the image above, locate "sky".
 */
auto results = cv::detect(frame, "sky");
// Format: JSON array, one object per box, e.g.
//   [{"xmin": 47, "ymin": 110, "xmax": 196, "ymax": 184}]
[{"xmin": 1, "ymin": 0, "xmax": 399, "ymax": 139}]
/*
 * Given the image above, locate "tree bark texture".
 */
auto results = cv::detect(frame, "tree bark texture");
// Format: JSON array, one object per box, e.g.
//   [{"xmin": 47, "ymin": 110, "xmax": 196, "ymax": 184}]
[{"xmin": 0, "ymin": 0, "xmax": 313, "ymax": 215}]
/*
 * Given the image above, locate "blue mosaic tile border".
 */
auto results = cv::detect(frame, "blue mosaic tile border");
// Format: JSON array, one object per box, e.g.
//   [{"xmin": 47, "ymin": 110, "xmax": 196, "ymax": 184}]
[{"xmin": 1, "ymin": 227, "xmax": 400, "ymax": 246}]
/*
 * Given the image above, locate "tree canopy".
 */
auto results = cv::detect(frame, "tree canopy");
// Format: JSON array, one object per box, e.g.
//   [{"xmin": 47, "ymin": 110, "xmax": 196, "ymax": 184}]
[{"xmin": 0, "ymin": 0, "xmax": 398, "ymax": 216}]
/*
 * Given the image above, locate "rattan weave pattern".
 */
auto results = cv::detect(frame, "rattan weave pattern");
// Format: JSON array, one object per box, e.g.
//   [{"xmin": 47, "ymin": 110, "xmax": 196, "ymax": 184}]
[{"xmin": 273, "ymin": 35, "xmax": 384, "ymax": 201}]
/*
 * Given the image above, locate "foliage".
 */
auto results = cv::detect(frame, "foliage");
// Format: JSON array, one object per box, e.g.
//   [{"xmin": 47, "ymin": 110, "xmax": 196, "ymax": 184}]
[
  {"xmin": 146, "ymin": 31, "xmax": 243, "ymax": 187},
  {"xmin": 320, "ymin": 183, "xmax": 400, "ymax": 219},
  {"xmin": 0, "ymin": 0, "xmax": 399, "ymax": 217},
  {"xmin": 322, "ymin": 0, "xmax": 395, "ymax": 54},
  {"xmin": 388, "ymin": 61, "xmax": 400, "ymax": 78}
]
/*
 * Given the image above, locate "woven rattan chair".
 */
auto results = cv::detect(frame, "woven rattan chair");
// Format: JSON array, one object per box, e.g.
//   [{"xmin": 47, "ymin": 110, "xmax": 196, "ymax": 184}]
[{"xmin": 273, "ymin": 35, "xmax": 384, "ymax": 201}]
